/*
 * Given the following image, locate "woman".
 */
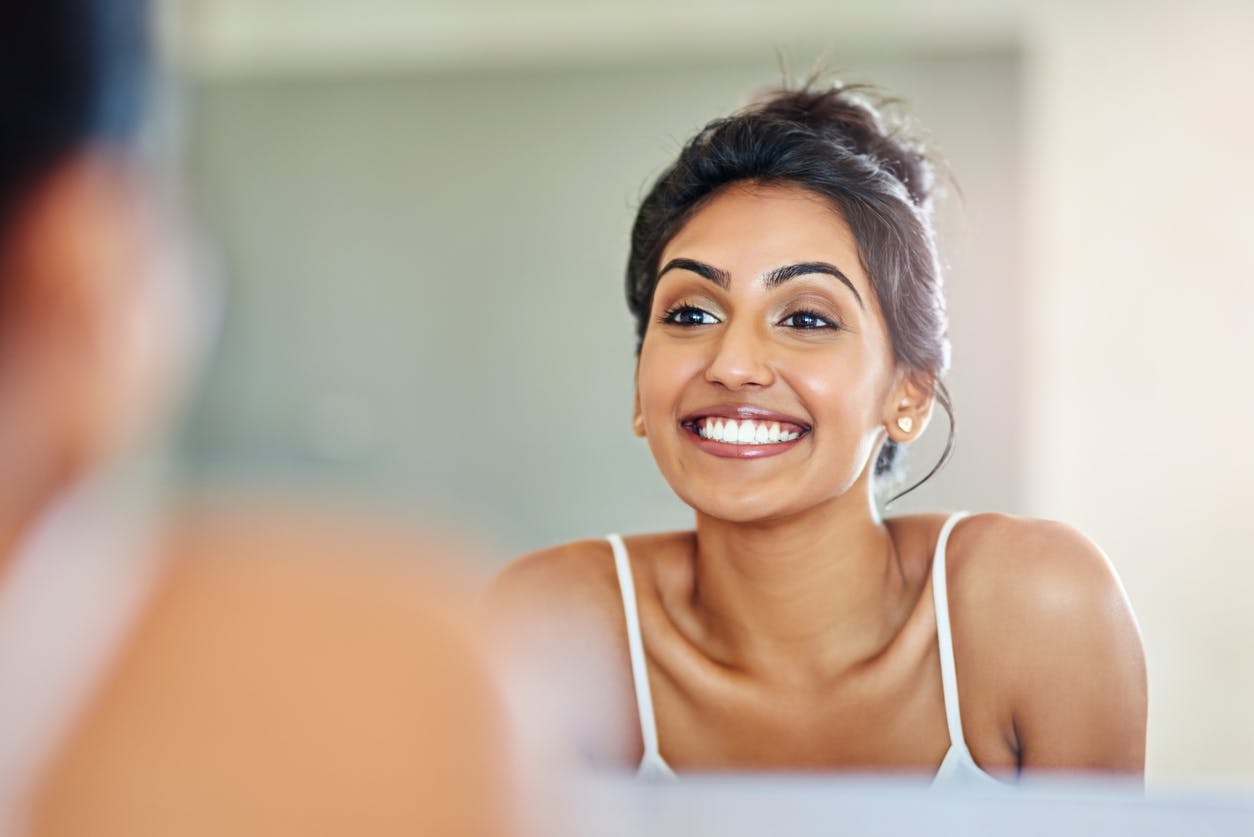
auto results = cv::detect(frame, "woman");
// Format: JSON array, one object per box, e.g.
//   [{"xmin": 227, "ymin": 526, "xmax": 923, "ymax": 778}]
[{"xmin": 485, "ymin": 80, "xmax": 1147, "ymax": 784}]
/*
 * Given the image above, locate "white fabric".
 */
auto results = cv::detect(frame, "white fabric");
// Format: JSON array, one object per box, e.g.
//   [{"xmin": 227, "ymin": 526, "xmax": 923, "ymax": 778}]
[
  {"xmin": 607, "ymin": 533, "xmax": 676, "ymax": 780},
  {"xmin": 607, "ymin": 516, "xmax": 1003, "ymax": 786},
  {"xmin": 929, "ymin": 511, "xmax": 1000, "ymax": 787},
  {"xmin": 0, "ymin": 466, "xmax": 164, "ymax": 830}
]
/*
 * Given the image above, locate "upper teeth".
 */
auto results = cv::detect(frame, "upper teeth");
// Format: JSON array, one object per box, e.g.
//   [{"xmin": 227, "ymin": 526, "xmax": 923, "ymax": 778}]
[{"xmin": 697, "ymin": 418, "xmax": 800, "ymax": 444}]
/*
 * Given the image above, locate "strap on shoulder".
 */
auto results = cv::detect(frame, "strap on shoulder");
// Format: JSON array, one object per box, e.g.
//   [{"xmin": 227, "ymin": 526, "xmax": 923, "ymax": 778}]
[
  {"xmin": 607, "ymin": 534, "xmax": 662, "ymax": 762},
  {"xmin": 931, "ymin": 511, "xmax": 971, "ymax": 752}
]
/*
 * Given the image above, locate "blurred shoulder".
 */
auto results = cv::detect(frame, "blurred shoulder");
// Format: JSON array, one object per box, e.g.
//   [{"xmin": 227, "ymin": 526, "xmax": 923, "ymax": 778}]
[
  {"xmin": 158, "ymin": 501, "xmax": 485, "ymax": 628},
  {"xmin": 35, "ymin": 503, "xmax": 515, "ymax": 835}
]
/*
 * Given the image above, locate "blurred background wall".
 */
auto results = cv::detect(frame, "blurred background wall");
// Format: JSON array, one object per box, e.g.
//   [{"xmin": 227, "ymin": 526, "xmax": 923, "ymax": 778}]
[{"xmin": 162, "ymin": 0, "xmax": 1253, "ymax": 790}]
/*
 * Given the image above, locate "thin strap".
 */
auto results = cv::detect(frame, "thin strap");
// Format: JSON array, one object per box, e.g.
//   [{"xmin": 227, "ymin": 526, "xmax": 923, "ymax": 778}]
[
  {"xmin": 931, "ymin": 511, "xmax": 972, "ymax": 752},
  {"xmin": 607, "ymin": 534, "xmax": 662, "ymax": 763}
]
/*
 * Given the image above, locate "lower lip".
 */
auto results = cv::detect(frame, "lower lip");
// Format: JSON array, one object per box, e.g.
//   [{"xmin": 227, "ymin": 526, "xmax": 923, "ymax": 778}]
[{"xmin": 682, "ymin": 425, "xmax": 806, "ymax": 459}]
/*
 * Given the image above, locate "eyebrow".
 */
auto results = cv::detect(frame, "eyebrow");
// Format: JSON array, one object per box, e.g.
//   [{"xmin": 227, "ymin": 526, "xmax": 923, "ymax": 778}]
[
  {"xmin": 657, "ymin": 257, "xmax": 731, "ymax": 288},
  {"xmin": 763, "ymin": 261, "xmax": 863, "ymax": 308},
  {"xmin": 657, "ymin": 258, "xmax": 863, "ymax": 309}
]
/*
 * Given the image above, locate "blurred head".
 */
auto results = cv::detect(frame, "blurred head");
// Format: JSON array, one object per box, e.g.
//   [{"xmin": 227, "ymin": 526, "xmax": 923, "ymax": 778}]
[
  {"xmin": 0, "ymin": 0, "xmax": 148, "ymax": 226},
  {"xmin": 625, "ymin": 82, "xmax": 955, "ymax": 509},
  {"xmin": 0, "ymin": 0, "xmax": 197, "ymax": 502}
]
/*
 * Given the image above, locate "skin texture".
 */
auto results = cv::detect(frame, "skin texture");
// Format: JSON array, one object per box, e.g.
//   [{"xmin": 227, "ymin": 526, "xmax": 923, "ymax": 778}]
[{"xmin": 484, "ymin": 183, "xmax": 1147, "ymax": 779}]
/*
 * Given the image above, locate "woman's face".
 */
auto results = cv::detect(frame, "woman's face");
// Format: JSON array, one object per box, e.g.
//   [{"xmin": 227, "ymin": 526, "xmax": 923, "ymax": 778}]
[{"xmin": 634, "ymin": 182, "xmax": 911, "ymax": 524}]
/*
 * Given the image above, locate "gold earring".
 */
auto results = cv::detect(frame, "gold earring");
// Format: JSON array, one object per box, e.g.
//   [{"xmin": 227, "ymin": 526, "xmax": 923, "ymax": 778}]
[{"xmin": 896, "ymin": 416, "xmax": 914, "ymax": 434}]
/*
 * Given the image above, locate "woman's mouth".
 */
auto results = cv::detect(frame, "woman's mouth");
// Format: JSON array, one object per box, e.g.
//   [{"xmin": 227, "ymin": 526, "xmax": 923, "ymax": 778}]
[
  {"xmin": 688, "ymin": 417, "xmax": 804, "ymax": 444},
  {"xmin": 679, "ymin": 415, "xmax": 810, "ymax": 458}
]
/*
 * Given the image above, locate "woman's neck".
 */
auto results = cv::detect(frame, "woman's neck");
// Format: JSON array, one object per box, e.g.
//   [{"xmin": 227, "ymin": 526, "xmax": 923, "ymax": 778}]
[{"xmin": 688, "ymin": 488, "xmax": 912, "ymax": 685}]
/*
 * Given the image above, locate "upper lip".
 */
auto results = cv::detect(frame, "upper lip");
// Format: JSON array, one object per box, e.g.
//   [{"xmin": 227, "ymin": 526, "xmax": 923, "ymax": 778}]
[{"xmin": 680, "ymin": 404, "xmax": 811, "ymax": 429}]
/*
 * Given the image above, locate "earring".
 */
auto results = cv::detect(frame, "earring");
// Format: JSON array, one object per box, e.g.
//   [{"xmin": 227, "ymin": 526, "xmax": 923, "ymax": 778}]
[{"xmin": 896, "ymin": 416, "xmax": 914, "ymax": 434}]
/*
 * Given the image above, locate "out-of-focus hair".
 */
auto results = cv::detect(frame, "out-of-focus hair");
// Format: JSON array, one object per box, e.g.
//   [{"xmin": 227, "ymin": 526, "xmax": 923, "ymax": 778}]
[{"xmin": 0, "ymin": 0, "xmax": 149, "ymax": 226}]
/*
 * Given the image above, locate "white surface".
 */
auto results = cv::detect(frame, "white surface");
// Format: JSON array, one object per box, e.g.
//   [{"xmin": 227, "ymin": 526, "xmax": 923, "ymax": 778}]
[{"xmin": 566, "ymin": 774, "xmax": 1254, "ymax": 837}]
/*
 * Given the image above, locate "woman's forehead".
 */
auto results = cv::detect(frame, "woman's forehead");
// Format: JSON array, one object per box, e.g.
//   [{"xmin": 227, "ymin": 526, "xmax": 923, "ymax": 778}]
[{"xmin": 658, "ymin": 182, "xmax": 869, "ymax": 290}]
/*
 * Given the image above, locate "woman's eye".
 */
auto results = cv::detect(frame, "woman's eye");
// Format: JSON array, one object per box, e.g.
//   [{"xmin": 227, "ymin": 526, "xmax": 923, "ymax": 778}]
[
  {"xmin": 661, "ymin": 305, "xmax": 720, "ymax": 326},
  {"xmin": 779, "ymin": 309, "xmax": 837, "ymax": 330}
]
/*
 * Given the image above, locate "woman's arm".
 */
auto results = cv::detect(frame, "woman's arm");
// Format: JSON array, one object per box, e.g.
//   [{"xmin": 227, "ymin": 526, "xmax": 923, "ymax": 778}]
[{"xmin": 953, "ymin": 516, "xmax": 1147, "ymax": 777}]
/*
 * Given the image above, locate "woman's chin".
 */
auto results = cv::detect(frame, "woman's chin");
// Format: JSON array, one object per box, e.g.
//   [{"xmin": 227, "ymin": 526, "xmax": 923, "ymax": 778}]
[{"xmin": 675, "ymin": 489, "xmax": 803, "ymax": 526}]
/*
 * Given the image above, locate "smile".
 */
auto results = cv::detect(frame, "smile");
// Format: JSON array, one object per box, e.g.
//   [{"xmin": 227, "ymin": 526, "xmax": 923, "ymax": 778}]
[
  {"xmin": 693, "ymin": 417, "xmax": 802, "ymax": 445},
  {"xmin": 679, "ymin": 412, "xmax": 811, "ymax": 459}
]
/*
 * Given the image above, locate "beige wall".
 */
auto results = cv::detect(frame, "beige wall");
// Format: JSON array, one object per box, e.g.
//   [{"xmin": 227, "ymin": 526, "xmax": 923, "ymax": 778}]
[
  {"xmin": 1021, "ymin": 0, "xmax": 1254, "ymax": 788},
  {"xmin": 171, "ymin": 0, "xmax": 1254, "ymax": 790}
]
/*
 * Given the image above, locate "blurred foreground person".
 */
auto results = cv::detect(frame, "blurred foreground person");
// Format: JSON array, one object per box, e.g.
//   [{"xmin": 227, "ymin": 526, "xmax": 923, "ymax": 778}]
[{"xmin": 0, "ymin": 2, "xmax": 516, "ymax": 834}]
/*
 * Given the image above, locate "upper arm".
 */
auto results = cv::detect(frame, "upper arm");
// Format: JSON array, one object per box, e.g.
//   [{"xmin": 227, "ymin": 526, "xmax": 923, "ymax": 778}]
[
  {"xmin": 479, "ymin": 542, "xmax": 634, "ymax": 767},
  {"xmin": 956, "ymin": 516, "xmax": 1147, "ymax": 778}
]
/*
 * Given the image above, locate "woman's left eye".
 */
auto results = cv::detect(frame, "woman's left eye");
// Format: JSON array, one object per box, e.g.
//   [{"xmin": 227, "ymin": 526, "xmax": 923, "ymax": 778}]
[{"xmin": 779, "ymin": 309, "xmax": 838, "ymax": 330}]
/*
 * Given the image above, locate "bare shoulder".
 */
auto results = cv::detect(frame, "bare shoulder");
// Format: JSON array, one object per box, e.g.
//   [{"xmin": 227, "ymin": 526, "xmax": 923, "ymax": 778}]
[
  {"xmin": 944, "ymin": 512, "xmax": 1136, "ymax": 629},
  {"xmin": 481, "ymin": 537, "xmax": 622, "ymax": 636},
  {"xmin": 481, "ymin": 537, "xmax": 643, "ymax": 766},
  {"xmin": 945, "ymin": 513, "xmax": 1147, "ymax": 773}
]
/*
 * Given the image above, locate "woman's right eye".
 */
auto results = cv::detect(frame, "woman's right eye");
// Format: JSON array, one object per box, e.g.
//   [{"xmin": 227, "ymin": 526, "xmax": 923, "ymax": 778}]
[{"xmin": 660, "ymin": 305, "xmax": 720, "ymax": 326}]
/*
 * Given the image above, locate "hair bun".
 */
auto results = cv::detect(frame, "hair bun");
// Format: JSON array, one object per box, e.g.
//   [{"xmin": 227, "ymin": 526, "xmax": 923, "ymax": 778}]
[{"xmin": 744, "ymin": 82, "xmax": 934, "ymax": 208}]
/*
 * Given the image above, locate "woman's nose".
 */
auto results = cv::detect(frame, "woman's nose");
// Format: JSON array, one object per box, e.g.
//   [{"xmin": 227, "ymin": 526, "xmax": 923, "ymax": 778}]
[{"xmin": 703, "ymin": 320, "xmax": 775, "ymax": 390}]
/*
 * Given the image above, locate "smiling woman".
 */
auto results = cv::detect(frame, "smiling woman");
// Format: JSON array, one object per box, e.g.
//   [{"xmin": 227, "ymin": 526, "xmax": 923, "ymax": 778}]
[{"xmin": 482, "ymin": 80, "xmax": 1146, "ymax": 785}]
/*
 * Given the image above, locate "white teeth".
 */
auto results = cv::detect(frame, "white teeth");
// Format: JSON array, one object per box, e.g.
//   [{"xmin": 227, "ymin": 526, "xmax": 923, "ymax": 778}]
[{"xmin": 697, "ymin": 418, "xmax": 804, "ymax": 445}]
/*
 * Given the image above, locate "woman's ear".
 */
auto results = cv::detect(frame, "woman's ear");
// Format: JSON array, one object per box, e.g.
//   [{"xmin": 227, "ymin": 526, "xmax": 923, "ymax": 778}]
[
  {"xmin": 884, "ymin": 371, "xmax": 935, "ymax": 444},
  {"xmin": 631, "ymin": 388, "xmax": 646, "ymax": 438}
]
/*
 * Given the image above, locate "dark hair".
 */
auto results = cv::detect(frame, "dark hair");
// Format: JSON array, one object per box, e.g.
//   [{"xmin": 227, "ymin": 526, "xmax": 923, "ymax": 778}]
[
  {"xmin": 0, "ymin": 0, "xmax": 149, "ymax": 226},
  {"xmin": 625, "ymin": 80, "xmax": 954, "ymax": 502}
]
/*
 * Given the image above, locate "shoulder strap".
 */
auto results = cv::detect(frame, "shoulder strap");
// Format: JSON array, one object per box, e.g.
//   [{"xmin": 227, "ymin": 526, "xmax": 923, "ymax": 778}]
[
  {"xmin": 931, "ymin": 511, "xmax": 972, "ymax": 752},
  {"xmin": 606, "ymin": 534, "xmax": 662, "ymax": 763}
]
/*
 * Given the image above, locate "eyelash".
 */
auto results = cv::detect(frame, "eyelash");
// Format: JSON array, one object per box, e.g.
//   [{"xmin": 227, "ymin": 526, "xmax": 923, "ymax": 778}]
[
  {"xmin": 779, "ymin": 308, "xmax": 840, "ymax": 330},
  {"xmin": 658, "ymin": 304, "xmax": 719, "ymax": 326},
  {"xmin": 658, "ymin": 304, "xmax": 840, "ymax": 331}
]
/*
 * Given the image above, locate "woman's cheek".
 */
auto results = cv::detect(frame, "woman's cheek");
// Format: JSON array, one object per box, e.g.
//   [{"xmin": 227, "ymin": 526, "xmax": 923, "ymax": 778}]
[{"xmin": 638, "ymin": 341, "xmax": 693, "ymax": 416}]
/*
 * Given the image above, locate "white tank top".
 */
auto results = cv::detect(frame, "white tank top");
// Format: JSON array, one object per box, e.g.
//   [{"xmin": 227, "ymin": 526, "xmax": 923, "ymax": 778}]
[{"xmin": 607, "ymin": 512, "xmax": 1002, "ymax": 786}]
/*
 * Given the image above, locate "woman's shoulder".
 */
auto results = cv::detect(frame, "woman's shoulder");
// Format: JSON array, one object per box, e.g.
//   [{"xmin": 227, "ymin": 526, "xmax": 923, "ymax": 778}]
[
  {"xmin": 482, "ymin": 537, "xmax": 619, "ymax": 624},
  {"xmin": 480, "ymin": 533, "xmax": 691, "ymax": 766},
  {"xmin": 941, "ymin": 512, "xmax": 1133, "ymax": 628},
  {"xmin": 482, "ymin": 535, "xmax": 645, "ymax": 657},
  {"xmin": 483, "ymin": 531, "xmax": 693, "ymax": 617},
  {"xmin": 938, "ymin": 512, "xmax": 1146, "ymax": 770}
]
